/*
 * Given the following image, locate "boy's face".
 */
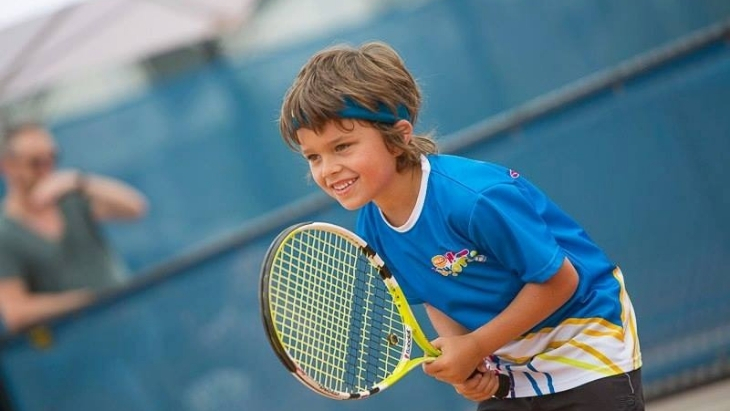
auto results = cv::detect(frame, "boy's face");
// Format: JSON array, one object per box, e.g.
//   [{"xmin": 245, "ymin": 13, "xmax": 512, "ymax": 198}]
[{"xmin": 298, "ymin": 119, "xmax": 402, "ymax": 211}]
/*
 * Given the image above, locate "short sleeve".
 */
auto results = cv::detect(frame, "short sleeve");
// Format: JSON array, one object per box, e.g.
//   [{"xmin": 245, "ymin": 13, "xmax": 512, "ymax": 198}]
[{"xmin": 469, "ymin": 183, "xmax": 564, "ymax": 283}]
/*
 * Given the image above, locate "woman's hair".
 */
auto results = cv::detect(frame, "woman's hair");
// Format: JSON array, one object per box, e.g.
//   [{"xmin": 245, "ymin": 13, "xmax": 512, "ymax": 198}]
[
  {"xmin": 279, "ymin": 41, "xmax": 438, "ymax": 172},
  {"xmin": 0, "ymin": 121, "xmax": 45, "ymax": 158}
]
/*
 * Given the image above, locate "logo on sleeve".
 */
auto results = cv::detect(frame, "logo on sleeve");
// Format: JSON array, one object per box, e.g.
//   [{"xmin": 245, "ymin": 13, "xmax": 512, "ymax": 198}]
[{"xmin": 431, "ymin": 249, "xmax": 486, "ymax": 276}]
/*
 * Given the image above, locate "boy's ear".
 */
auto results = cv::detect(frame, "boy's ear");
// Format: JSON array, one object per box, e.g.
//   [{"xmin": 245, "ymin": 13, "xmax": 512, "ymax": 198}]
[{"xmin": 393, "ymin": 119, "xmax": 413, "ymax": 144}]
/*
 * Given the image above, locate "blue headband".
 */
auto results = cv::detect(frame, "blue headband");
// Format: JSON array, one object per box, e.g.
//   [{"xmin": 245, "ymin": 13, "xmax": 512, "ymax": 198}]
[
  {"xmin": 291, "ymin": 97, "xmax": 411, "ymax": 129},
  {"xmin": 338, "ymin": 97, "xmax": 412, "ymax": 124}
]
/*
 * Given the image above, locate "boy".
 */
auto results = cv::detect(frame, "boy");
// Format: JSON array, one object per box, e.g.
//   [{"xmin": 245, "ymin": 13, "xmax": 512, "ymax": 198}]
[{"xmin": 279, "ymin": 41, "xmax": 643, "ymax": 410}]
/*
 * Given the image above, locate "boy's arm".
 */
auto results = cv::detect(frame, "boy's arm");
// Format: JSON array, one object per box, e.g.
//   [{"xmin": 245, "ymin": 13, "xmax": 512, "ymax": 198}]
[
  {"xmin": 424, "ymin": 303, "xmax": 503, "ymax": 401},
  {"xmin": 424, "ymin": 303, "xmax": 469, "ymax": 337},
  {"xmin": 423, "ymin": 257, "xmax": 579, "ymax": 384}
]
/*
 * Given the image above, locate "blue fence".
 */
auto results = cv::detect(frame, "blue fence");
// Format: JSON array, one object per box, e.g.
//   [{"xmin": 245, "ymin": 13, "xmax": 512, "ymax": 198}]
[
  {"xmin": 45, "ymin": 0, "xmax": 730, "ymax": 272},
  {"xmin": 1, "ymin": 1, "xmax": 729, "ymax": 409}
]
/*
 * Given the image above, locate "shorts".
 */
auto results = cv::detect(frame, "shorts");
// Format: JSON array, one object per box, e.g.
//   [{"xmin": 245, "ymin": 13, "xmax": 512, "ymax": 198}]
[{"xmin": 477, "ymin": 368, "xmax": 644, "ymax": 411}]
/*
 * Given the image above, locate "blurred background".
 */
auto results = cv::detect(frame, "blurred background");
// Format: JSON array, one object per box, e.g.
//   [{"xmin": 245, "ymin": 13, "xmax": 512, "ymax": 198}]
[{"xmin": 0, "ymin": 0, "xmax": 729, "ymax": 410}]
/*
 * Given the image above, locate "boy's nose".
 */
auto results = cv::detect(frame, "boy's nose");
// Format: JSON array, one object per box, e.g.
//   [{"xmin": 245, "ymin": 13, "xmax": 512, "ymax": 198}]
[{"xmin": 321, "ymin": 156, "xmax": 342, "ymax": 177}]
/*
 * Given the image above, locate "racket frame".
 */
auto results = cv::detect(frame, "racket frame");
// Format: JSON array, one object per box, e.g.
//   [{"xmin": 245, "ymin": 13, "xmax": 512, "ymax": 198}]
[{"xmin": 259, "ymin": 221, "xmax": 439, "ymax": 399}]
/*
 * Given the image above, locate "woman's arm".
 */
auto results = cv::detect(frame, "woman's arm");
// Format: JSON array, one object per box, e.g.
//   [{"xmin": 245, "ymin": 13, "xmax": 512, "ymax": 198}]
[
  {"xmin": 0, "ymin": 277, "xmax": 93, "ymax": 332},
  {"xmin": 81, "ymin": 173, "xmax": 148, "ymax": 220},
  {"xmin": 30, "ymin": 170, "xmax": 147, "ymax": 221}
]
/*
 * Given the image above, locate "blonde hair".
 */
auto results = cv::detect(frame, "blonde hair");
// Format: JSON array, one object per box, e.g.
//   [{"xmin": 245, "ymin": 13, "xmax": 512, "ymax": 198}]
[{"xmin": 279, "ymin": 41, "xmax": 438, "ymax": 172}]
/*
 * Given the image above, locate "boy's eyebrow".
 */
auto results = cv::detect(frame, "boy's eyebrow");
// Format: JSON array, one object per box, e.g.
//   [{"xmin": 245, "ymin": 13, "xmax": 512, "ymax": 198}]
[{"xmin": 301, "ymin": 134, "xmax": 352, "ymax": 155}]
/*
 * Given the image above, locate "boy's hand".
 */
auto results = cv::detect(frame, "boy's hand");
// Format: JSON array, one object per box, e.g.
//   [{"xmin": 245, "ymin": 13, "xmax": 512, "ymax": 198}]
[
  {"xmin": 422, "ymin": 334, "xmax": 484, "ymax": 384},
  {"xmin": 454, "ymin": 364, "xmax": 502, "ymax": 402}
]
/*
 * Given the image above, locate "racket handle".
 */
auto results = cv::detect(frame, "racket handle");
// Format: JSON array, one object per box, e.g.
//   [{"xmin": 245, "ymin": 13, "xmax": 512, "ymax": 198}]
[{"xmin": 493, "ymin": 373, "xmax": 511, "ymax": 399}]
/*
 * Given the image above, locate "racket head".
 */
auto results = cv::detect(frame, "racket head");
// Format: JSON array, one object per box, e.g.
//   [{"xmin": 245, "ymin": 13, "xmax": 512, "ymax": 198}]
[{"xmin": 259, "ymin": 222, "xmax": 414, "ymax": 399}]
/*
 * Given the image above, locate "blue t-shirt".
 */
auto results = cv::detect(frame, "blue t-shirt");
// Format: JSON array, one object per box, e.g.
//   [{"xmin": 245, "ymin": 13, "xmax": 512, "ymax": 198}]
[{"xmin": 356, "ymin": 154, "xmax": 641, "ymax": 397}]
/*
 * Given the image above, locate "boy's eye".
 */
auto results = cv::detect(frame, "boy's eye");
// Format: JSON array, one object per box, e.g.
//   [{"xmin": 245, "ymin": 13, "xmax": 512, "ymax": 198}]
[
  {"xmin": 334, "ymin": 143, "xmax": 351, "ymax": 152},
  {"xmin": 305, "ymin": 154, "xmax": 320, "ymax": 162}
]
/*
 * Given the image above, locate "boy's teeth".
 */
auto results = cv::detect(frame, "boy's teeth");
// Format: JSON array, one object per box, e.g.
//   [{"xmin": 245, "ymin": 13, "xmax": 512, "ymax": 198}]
[{"xmin": 334, "ymin": 179, "xmax": 354, "ymax": 190}]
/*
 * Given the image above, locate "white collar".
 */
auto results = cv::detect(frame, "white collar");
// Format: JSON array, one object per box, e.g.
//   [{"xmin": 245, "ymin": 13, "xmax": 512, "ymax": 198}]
[{"xmin": 379, "ymin": 155, "xmax": 430, "ymax": 233}]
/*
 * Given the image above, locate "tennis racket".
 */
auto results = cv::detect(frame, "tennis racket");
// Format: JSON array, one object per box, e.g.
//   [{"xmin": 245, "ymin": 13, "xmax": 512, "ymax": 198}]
[{"xmin": 259, "ymin": 221, "xmax": 511, "ymax": 400}]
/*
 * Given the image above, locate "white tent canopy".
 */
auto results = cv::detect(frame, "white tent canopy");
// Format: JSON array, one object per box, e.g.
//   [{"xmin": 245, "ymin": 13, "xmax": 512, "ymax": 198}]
[{"xmin": 0, "ymin": 0, "xmax": 259, "ymax": 105}]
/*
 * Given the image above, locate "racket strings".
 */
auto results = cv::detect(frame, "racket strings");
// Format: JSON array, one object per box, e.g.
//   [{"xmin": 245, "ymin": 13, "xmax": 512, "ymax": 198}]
[
  {"xmin": 269, "ymin": 228, "xmax": 406, "ymax": 393},
  {"xmin": 274, "ymin": 233, "xmax": 353, "ymax": 381}
]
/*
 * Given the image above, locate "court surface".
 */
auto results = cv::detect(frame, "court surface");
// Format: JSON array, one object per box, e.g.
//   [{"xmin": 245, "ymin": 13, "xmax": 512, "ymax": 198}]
[{"xmin": 647, "ymin": 379, "xmax": 730, "ymax": 411}]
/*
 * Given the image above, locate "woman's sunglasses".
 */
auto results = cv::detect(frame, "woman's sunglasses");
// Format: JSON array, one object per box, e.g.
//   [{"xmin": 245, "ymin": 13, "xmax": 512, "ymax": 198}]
[{"xmin": 19, "ymin": 152, "xmax": 59, "ymax": 170}]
